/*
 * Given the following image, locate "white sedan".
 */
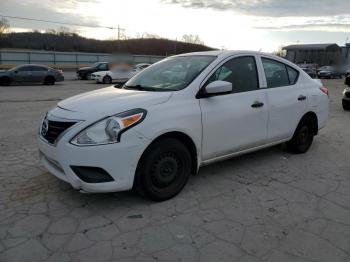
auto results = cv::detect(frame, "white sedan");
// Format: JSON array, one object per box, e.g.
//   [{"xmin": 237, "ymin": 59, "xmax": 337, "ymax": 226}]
[
  {"xmin": 92, "ymin": 63, "xmax": 150, "ymax": 84},
  {"xmin": 38, "ymin": 51, "xmax": 328, "ymax": 201}
]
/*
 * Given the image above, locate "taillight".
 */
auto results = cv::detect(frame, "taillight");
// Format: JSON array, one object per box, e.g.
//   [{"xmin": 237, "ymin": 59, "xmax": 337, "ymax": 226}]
[{"xmin": 320, "ymin": 87, "xmax": 329, "ymax": 96}]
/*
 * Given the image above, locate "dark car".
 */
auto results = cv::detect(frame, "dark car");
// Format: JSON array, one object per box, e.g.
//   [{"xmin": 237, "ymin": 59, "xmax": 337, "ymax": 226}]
[
  {"xmin": 317, "ymin": 66, "xmax": 342, "ymax": 79},
  {"xmin": 76, "ymin": 62, "xmax": 110, "ymax": 80},
  {"xmin": 0, "ymin": 64, "xmax": 64, "ymax": 86},
  {"xmin": 343, "ymin": 88, "xmax": 350, "ymax": 111},
  {"xmin": 301, "ymin": 68, "xmax": 317, "ymax": 78}
]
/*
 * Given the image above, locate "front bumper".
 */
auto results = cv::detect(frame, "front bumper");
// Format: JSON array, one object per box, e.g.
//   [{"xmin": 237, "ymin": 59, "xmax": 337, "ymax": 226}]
[
  {"xmin": 95, "ymin": 75, "xmax": 103, "ymax": 83},
  {"xmin": 38, "ymin": 123, "xmax": 150, "ymax": 193}
]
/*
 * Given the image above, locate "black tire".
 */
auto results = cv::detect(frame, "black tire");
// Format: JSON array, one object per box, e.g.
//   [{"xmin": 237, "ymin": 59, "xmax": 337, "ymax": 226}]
[
  {"xmin": 343, "ymin": 100, "xmax": 350, "ymax": 111},
  {"xmin": 0, "ymin": 77, "xmax": 11, "ymax": 86},
  {"xmin": 134, "ymin": 138, "xmax": 192, "ymax": 201},
  {"xmin": 103, "ymin": 75, "xmax": 112, "ymax": 84},
  {"xmin": 44, "ymin": 76, "xmax": 55, "ymax": 85},
  {"xmin": 286, "ymin": 116, "xmax": 314, "ymax": 154}
]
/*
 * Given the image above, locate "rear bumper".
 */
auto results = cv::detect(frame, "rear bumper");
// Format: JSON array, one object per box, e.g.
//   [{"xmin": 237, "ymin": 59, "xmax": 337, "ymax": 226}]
[{"xmin": 56, "ymin": 75, "xmax": 64, "ymax": 82}]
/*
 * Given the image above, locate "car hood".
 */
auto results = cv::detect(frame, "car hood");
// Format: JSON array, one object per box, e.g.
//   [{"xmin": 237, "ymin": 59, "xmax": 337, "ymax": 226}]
[
  {"xmin": 77, "ymin": 66, "xmax": 93, "ymax": 72},
  {"xmin": 57, "ymin": 86, "xmax": 172, "ymax": 118}
]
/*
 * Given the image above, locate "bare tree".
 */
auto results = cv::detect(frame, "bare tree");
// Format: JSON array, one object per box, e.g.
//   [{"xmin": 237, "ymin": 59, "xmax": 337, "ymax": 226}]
[
  {"xmin": 273, "ymin": 45, "xmax": 286, "ymax": 57},
  {"xmin": 137, "ymin": 32, "xmax": 160, "ymax": 39},
  {"xmin": 45, "ymin": 28, "xmax": 57, "ymax": 35},
  {"xmin": 57, "ymin": 26, "xmax": 80, "ymax": 37},
  {"xmin": 0, "ymin": 18, "xmax": 10, "ymax": 38},
  {"xmin": 182, "ymin": 34, "xmax": 204, "ymax": 45}
]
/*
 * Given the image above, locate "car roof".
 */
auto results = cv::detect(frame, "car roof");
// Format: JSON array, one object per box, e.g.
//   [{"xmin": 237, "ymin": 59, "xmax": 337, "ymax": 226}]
[
  {"xmin": 172, "ymin": 50, "xmax": 298, "ymax": 69},
  {"xmin": 173, "ymin": 50, "xmax": 280, "ymax": 59},
  {"xmin": 18, "ymin": 64, "xmax": 49, "ymax": 67}
]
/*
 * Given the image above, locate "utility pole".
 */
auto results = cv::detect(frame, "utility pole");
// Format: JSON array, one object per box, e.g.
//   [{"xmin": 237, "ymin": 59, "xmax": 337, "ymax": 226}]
[{"xmin": 116, "ymin": 24, "xmax": 125, "ymax": 52}]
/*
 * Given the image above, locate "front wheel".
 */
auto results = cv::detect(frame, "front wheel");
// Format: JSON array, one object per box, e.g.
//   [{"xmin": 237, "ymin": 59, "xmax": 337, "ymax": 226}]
[
  {"xmin": 103, "ymin": 75, "xmax": 112, "ymax": 84},
  {"xmin": 0, "ymin": 77, "xmax": 11, "ymax": 86},
  {"xmin": 44, "ymin": 76, "xmax": 55, "ymax": 85},
  {"xmin": 286, "ymin": 117, "xmax": 314, "ymax": 154},
  {"xmin": 134, "ymin": 138, "xmax": 192, "ymax": 201}
]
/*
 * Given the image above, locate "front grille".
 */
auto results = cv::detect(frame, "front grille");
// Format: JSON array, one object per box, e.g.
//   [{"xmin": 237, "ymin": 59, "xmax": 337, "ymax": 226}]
[{"xmin": 41, "ymin": 119, "xmax": 77, "ymax": 144}]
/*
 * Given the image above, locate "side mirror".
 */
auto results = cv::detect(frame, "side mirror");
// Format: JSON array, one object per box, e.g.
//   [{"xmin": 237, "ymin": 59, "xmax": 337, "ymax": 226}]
[
  {"xmin": 201, "ymin": 80, "xmax": 232, "ymax": 97},
  {"xmin": 14, "ymin": 70, "xmax": 18, "ymax": 74}
]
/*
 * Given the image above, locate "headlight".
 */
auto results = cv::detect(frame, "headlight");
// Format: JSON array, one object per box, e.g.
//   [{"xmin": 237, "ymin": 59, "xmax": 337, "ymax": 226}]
[{"xmin": 71, "ymin": 109, "xmax": 146, "ymax": 146}]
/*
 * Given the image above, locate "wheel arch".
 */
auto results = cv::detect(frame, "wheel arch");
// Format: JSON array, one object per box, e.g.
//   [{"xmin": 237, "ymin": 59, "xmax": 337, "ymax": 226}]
[
  {"xmin": 299, "ymin": 111, "xmax": 318, "ymax": 135},
  {"xmin": 45, "ymin": 75, "xmax": 56, "ymax": 81},
  {"xmin": 137, "ymin": 131, "xmax": 199, "ymax": 176}
]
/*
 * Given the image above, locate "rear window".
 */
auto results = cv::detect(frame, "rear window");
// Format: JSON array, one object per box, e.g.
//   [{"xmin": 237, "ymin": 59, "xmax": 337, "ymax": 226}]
[
  {"xmin": 262, "ymin": 58, "xmax": 299, "ymax": 88},
  {"xmin": 287, "ymin": 66, "xmax": 298, "ymax": 84}
]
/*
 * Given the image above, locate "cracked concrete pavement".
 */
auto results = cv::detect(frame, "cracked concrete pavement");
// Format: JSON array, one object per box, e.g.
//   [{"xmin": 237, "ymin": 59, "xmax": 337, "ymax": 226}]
[{"xmin": 0, "ymin": 76, "xmax": 349, "ymax": 262}]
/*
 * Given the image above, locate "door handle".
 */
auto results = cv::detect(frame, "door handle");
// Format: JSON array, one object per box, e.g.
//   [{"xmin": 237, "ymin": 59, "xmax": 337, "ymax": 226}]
[
  {"xmin": 298, "ymin": 95, "xmax": 307, "ymax": 101},
  {"xmin": 251, "ymin": 101, "xmax": 264, "ymax": 108}
]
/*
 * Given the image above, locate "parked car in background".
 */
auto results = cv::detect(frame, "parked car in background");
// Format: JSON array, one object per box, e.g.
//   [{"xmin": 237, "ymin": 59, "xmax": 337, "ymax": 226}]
[
  {"xmin": 38, "ymin": 51, "xmax": 329, "ymax": 201},
  {"xmin": 300, "ymin": 67, "xmax": 317, "ymax": 78},
  {"xmin": 0, "ymin": 64, "xmax": 64, "ymax": 85},
  {"xmin": 92, "ymin": 63, "xmax": 151, "ymax": 84},
  {"xmin": 345, "ymin": 67, "xmax": 350, "ymax": 77},
  {"xmin": 297, "ymin": 64, "xmax": 317, "ymax": 78},
  {"xmin": 317, "ymin": 66, "xmax": 342, "ymax": 79},
  {"xmin": 76, "ymin": 62, "xmax": 111, "ymax": 80}
]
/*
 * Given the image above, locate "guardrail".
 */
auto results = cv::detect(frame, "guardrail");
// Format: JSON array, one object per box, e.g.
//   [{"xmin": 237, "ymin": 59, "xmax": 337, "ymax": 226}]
[{"xmin": 0, "ymin": 49, "xmax": 165, "ymax": 70}]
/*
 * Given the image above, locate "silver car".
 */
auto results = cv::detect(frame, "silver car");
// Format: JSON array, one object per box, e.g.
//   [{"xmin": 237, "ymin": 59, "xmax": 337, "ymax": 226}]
[{"xmin": 0, "ymin": 64, "xmax": 64, "ymax": 85}]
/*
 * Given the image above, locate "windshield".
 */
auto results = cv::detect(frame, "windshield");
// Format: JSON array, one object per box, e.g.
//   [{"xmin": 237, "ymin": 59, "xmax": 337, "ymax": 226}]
[
  {"xmin": 91, "ymin": 62, "xmax": 101, "ymax": 68},
  {"xmin": 320, "ymin": 66, "xmax": 332, "ymax": 71},
  {"xmin": 124, "ymin": 55, "xmax": 216, "ymax": 91}
]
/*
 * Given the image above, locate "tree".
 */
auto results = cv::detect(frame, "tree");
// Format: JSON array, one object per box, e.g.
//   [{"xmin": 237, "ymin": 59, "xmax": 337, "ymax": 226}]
[
  {"xmin": 182, "ymin": 34, "xmax": 204, "ymax": 45},
  {"xmin": 137, "ymin": 32, "xmax": 160, "ymax": 39},
  {"xmin": 273, "ymin": 45, "xmax": 286, "ymax": 57},
  {"xmin": 45, "ymin": 29, "xmax": 57, "ymax": 35},
  {"xmin": 0, "ymin": 18, "xmax": 10, "ymax": 38}
]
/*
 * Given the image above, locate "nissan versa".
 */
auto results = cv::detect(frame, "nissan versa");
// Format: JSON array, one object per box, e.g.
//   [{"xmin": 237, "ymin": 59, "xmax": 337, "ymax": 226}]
[{"xmin": 38, "ymin": 51, "xmax": 329, "ymax": 201}]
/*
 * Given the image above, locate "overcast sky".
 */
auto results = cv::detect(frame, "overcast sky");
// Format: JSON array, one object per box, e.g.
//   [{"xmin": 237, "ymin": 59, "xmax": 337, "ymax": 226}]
[{"xmin": 1, "ymin": 0, "xmax": 350, "ymax": 52}]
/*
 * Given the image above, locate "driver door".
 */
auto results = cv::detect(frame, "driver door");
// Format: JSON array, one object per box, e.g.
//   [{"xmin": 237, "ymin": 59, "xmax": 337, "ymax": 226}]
[
  {"xmin": 199, "ymin": 56, "xmax": 268, "ymax": 161},
  {"xmin": 14, "ymin": 66, "xmax": 32, "ymax": 82}
]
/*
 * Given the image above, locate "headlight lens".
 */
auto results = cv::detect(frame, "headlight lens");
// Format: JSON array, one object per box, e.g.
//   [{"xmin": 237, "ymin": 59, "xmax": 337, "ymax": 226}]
[{"xmin": 71, "ymin": 109, "xmax": 146, "ymax": 146}]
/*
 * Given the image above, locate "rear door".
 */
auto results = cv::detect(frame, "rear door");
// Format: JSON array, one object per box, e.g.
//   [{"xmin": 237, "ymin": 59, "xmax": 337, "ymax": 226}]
[
  {"xmin": 259, "ymin": 57, "xmax": 307, "ymax": 142},
  {"xmin": 30, "ymin": 66, "xmax": 48, "ymax": 82},
  {"xmin": 199, "ymin": 55, "xmax": 269, "ymax": 161}
]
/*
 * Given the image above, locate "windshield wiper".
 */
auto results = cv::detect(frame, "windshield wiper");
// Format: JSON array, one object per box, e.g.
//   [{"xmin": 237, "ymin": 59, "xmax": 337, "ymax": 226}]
[{"xmin": 124, "ymin": 85, "xmax": 158, "ymax": 91}]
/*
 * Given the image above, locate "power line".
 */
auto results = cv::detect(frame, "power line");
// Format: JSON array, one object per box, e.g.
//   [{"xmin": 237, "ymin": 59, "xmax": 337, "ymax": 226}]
[{"xmin": 0, "ymin": 14, "xmax": 117, "ymax": 29}]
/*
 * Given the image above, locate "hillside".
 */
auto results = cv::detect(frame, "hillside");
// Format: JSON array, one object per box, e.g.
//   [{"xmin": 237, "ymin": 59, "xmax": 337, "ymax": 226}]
[{"xmin": 0, "ymin": 32, "xmax": 216, "ymax": 55}]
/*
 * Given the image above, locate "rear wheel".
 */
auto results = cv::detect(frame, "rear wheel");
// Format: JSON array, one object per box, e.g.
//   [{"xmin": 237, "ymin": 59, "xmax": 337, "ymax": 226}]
[
  {"xmin": 86, "ymin": 73, "xmax": 92, "ymax": 80},
  {"xmin": 103, "ymin": 75, "xmax": 112, "ymax": 84},
  {"xmin": 286, "ymin": 116, "xmax": 314, "ymax": 154},
  {"xmin": 134, "ymin": 138, "xmax": 192, "ymax": 201},
  {"xmin": 44, "ymin": 76, "xmax": 55, "ymax": 85}
]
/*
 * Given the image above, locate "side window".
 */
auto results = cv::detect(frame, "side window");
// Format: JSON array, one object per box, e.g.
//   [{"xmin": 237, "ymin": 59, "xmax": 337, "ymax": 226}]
[
  {"xmin": 262, "ymin": 58, "xmax": 299, "ymax": 88},
  {"xmin": 287, "ymin": 66, "xmax": 298, "ymax": 85},
  {"xmin": 31, "ymin": 66, "xmax": 47, "ymax": 72},
  {"xmin": 205, "ymin": 56, "xmax": 259, "ymax": 93},
  {"xmin": 98, "ymin": 63, "xmax": 108, "ymax": 70},
  {"xmin": 17, "ymin": 66, "xmax": 32, "ymax": 72}
]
